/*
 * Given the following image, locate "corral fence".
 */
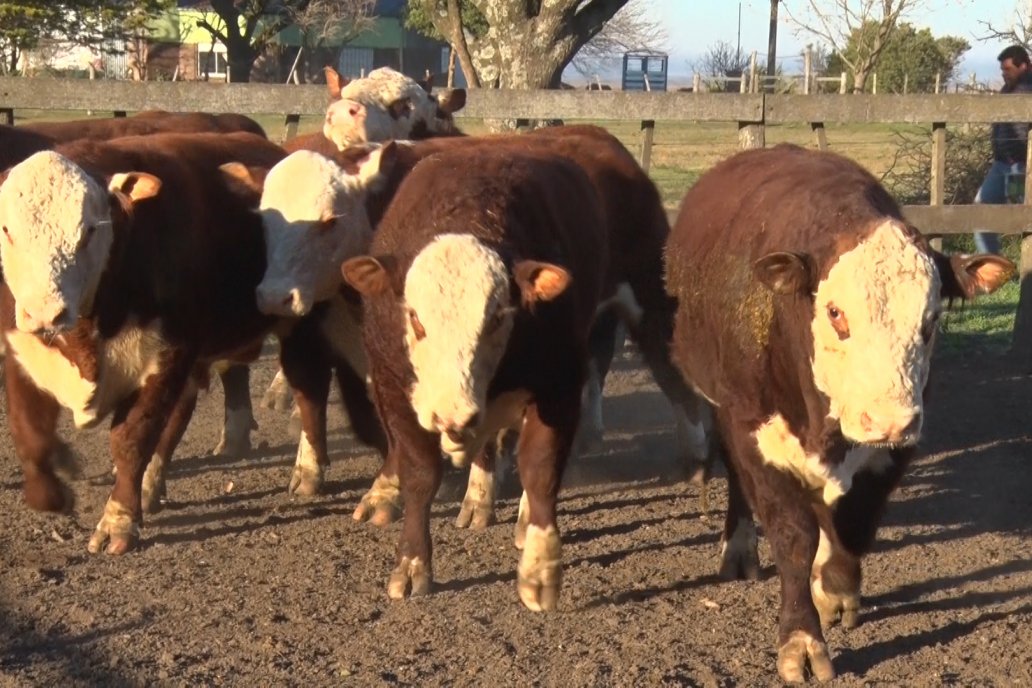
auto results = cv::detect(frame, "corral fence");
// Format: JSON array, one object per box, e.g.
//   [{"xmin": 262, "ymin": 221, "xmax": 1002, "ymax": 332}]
[{"xmin": 2, "ymin": 77, "xmax": 1032, "ymax": 361}]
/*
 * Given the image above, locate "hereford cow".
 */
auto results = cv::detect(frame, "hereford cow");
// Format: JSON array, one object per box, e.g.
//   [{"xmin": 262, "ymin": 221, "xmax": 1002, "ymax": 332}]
[
  {"xmin": 665, "ymin": 144, "xmax": 1013, "ymax": 682},
  {"xmin": 342, "ymin": 146, "xmax": 606, "ymax": 610},
  {"xmin": 253, "ymin": 127, "xmax": 712, "ymax": 529},
  {"xmin": 283, "ymin": 66, "xmax": 465, "ymax": 156},
  {"xmin": 22, "ymin": 110, "xmax": 267, "ymax": 143},
  {"xmin": 0, "ymin": 131, "xmax": 290, "ymax": 554}
]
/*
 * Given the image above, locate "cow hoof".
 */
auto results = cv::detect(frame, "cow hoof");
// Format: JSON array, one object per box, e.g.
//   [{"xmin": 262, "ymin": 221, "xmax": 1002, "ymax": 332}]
[
  {"xmin": 517, "ymin": 524, "xmax": 562, "ymax": 612},
  {"xmin": 352, "ymin": 474, "xmax": 401, "ymax": 525},
  {"xmin": 777, "ymin": 631, "xmax": 835, "ymax": 683},
  {"xmin": 812, "ymin": 577, "xmax": 861, "ymax": 629},
  {"xmin": 288, "ymin": 465, "xmax": 324, "ymax": 497},
  {"xmin": 213, "ymin": 408, "xmax": 256, "ymax": 457},
  {"xmin": 87, "ymin": 500, "xmax": 140, "ymax": 556},
  {"xmin": 387, "ymin": 556, "xmax": 432, "ymax": 600},
  {"xmin": 24, "ymin": 472, "xmax": 74, "ymax": 513},
  {"xmin": 140, "ymin": 455, "xmax": 168, "ymax": 515},
  {"xmin": 718, "ymin": 518, "xmax": 760, "ymax": 580},
  {"xmin": 455, "ymin": 501, "xmax": 495, "ymax": 530},
  {"xmin": 261, "ymin": 370, "xmax": 293, "ymax": 411}
]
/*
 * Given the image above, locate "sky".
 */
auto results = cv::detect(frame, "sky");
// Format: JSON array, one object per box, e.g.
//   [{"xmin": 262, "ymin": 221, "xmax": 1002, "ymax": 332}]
[{"xmin": 585, "ymin": 0, "xmax": 1022, "ymax": 88}]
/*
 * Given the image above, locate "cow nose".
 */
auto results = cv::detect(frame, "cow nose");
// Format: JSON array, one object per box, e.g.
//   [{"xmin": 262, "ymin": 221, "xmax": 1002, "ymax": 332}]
[{"xmin": 433, "ymin": 411, "xmax": 480, "ymax": 443}]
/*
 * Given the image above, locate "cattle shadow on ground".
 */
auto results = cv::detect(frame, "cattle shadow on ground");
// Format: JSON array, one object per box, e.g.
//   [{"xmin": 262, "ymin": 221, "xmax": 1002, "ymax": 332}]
[
  {"xmin": 835, "ymin": 601, "xmax": 1032, "ymax": 676},
  {"xmin": 0, "ymin": 604, "xmax": 141, "ymax": 687},
  {"xmin": 567, "ymin": 530, "xmax": 720, "ymax": 571},
  {"xmin": 563, "ymin": 509, "xmax": 707, "ymax": 545},
  {"xmin": 863, "ymin": 558, "xmax": 1032, "ymax": 618}
]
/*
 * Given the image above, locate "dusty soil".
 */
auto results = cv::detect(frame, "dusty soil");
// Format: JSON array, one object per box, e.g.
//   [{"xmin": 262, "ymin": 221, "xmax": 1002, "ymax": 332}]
[{"xmin": 1, "ymin": 342, "xmax": 1030, "ymax": 687}]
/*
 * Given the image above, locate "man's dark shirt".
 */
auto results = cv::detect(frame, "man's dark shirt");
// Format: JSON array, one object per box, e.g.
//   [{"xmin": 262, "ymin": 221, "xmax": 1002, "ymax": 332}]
[{"xmin": 992, "ymin": 71, "xmax": 1032, "ymax": 163}]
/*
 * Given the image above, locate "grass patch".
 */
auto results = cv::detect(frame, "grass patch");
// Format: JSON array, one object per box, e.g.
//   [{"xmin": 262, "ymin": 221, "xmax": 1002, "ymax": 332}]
[{"xmin": 936, "ymin": 280, "xmax": 1019, "ymax": 356}]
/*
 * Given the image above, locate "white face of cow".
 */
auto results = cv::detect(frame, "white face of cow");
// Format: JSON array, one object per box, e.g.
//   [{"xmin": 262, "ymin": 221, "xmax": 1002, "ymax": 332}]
[
  {"xmin": 0, "ymin": 151, "xmax": 115, "ymax": 333},
  {"xmin": 404, "ymin": 234, "xmax": 516, "ymax": 458},
  {"xmin": 256, "ymin": 149, "xmax": 384, "ymax": 317},
  {"xmin": 810, "ymin": 220, "xmax": 940, "ymax": 446},
  {"xmin": 323, "ymin": 67, "xmax": 459, "ymax": 149}
]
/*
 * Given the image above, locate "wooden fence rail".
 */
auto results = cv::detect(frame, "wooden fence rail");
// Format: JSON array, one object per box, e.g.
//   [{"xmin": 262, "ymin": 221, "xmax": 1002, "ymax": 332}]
[{"xmin": 2, "ymin": 78, "xmax": 1031, "ymax": 359}]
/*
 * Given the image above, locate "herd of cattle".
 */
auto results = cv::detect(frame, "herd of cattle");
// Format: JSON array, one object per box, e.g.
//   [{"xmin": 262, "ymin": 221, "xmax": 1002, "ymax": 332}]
[{"xmin": 0, "ymin": 66, "xmax": 1016, "ymax": 682}]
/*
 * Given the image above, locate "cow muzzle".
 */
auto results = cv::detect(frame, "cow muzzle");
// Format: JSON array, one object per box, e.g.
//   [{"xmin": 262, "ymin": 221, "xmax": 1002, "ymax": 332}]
[
  {"xmin": 256, "ymin": 284, "xmax": 311, "ymax": 317},
  {"xmin": 18, "ymin": 304, "xmax": 74, "ymax": 336},
  {"xmin": 852, "ymin": 409, "xmax": 923, "ymax": 447}
]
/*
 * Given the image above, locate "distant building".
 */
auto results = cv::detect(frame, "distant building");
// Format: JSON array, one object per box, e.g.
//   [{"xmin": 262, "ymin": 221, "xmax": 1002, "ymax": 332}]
[{"xmin": 143, "ymin": 0, "xmax": 452, "ymax": 83}]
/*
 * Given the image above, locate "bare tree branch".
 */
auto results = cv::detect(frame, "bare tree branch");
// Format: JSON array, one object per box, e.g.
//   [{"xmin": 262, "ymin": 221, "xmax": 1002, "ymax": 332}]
[
  {"xmin": 977, "ymin": 0, "xmax": 1032, "ymax": 50},
  {"xmin": 571, "ymin": 0, "xmax": 666, "ymax": 78}
]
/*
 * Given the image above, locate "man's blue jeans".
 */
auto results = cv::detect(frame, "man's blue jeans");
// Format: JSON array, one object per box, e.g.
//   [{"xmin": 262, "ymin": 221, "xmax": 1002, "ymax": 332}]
[{"xmin": 974, "ymin": 160, "xmax": 1024, "ymax": 254}]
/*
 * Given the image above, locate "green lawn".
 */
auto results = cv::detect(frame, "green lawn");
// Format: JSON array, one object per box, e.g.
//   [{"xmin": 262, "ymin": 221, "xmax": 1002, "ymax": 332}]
[{"xmin": 936, "ymin": 280, "xmax": 1020, "ymax": 356}]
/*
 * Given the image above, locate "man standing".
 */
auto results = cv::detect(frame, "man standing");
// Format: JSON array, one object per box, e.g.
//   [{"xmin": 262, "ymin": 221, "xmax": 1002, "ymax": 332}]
[{"xmin": 974, "ymin": 45, "xmax": 1032, "ymax": 254}]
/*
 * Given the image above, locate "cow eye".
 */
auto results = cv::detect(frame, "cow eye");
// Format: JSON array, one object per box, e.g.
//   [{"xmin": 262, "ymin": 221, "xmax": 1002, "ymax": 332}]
[
  {"xmin": 408, "ymin": 309, "xmax": 426, "ymax": 341},
  {"xmin": 827, "ymin": 303, "xmax": 850, "ymax": 340}
]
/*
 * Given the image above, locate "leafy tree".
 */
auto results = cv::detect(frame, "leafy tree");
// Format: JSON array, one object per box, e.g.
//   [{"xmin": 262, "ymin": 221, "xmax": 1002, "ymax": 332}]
[
  {"xmin": 185, "ymin": 0, "xmax": 312, "ymax": 83},
  {"xmin": 0, "ymin": 0, "xmax": 172, "ymax": 75},
  {"xmin": 784, "ymin": 0, "xmax": 929, "ymax": 93},
  {"xmin": 825, "ymin": 22, "xmax": 968, "ymax": 93},
  {"xmin": 404, "ymin": 0, "xmax": 634, "ymax": 89}
]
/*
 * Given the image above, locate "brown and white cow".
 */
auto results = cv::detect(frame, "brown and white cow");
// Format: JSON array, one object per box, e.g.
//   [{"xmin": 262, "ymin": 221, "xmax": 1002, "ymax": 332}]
[
  {"xmin": 665, "ymin": 144, "xmax": 1013, "ymax": 682},
  {"xmin": 21, "ymin": 110, "xmax": 267, "ymax": 143},
  {"xmin": 254, "ymin": 127, "xmax": 713, "ymax": 528},
  {"xmin": 0, "ymin": 131, "xmax": 288, "ymax": 554},
  {"xmin": 282, "ymin": 66, "xmax": 465, "ymax": 157},
  {"xmin": 342, "ymin": 145, "xmax": 606, "ymax": 610}
]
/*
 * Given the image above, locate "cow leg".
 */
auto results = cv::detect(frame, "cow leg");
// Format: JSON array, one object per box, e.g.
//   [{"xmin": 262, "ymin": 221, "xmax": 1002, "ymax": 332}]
[
  {"xmin": 813, "ymin": 457, "xmax": 907, "ymax": 629},
  {"xmin": 5, "ymin": 353, "xmax": 76, "ymax": 512},
  {"xmin": 212, "ymin": 363, "xmax": 256, "ymax": 457},
  {"xmin": 280, "ymin": 328, "xmax": 332, "ymax": 496},
  {"xmin": 261, "ymin": 366, "xmax": 294, "ymax": 411},
  {"xmin": 89, "ymin": 351, "xmax": 194, "ymax": 555},
  {"xmin": 388, "ymin": 425, "xmax": 443, "ymax": 600},
  {"xmin": 514, "ymin": 399, "xmax": 576, "ymax": 612},
  {"xmin": 141, "ymin": 379, "xmax": 199, "ymax": 514},
  {"xmin": 573, "ymin": 308, "xmax": 621, "ymax": 455},
  {"xmin": 717, "ymin": 460, "xmax": 760, "ymax": 581},
  {"xmin": 721, "ymin": 411, "xmax": 834, "ymax": 683},
  {"xmin": 456, "ymin": 443, "xmax": 496, "ymax": 530}
]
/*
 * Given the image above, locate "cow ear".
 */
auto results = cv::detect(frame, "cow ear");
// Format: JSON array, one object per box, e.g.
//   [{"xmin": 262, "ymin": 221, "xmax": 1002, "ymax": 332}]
[
  {"xmin": 753, "ymin": 252, "xmax": 814, "ymax": 295},
  {"xmin": 438, "ymin": 89, "xmax": 466, "ymax": 115},
  {"xmin": 387, "ymin": 97, "xmax": 413, "ymax": 120},
  {"xmin": 109, "ymin": 172, "xmax": 161, "ymax": 202},
  {"xmin": 513, "ymin": 260, "xmax": 571, "ymax": 305},
  {"xmin": 936, "ymin": 252, "xmax": 1015, "ymax": 299},
  {"xmin": 342, "ymin": 255, "xmax": 390, "ymax": 296},
  {"xmin": 219, "ymin": 162, "xmax": 263, "ymax": 195},
  {"xmin": 356, "ymin": 142, "xmax": 397, "ymax": 186},
  {"xmin": 417, "ymin": 73, "xmax": 434, "ymax": 94},
  {"xmin": 324, "ymin": 65, "xmax": 348, "ymax": 100}
]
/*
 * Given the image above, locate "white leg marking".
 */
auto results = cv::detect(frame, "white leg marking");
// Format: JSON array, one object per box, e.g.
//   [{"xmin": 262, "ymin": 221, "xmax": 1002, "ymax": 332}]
[
  {"xmin": 387, "ymin": 556, "xmax": 431, "ymax": 600},
  {"xmin": 213, "ymin": 406, "xmax": 254, "ymax": 457},
  {"xmin": 140, "ymin": 453, "xmax": 168, "ymax": 514},
  {"xmin": 352, "ymin": 472, "xmax": 402, "ymax": 525},
  {"xmin": 810, "ymin": 527, "xmax": 860, "ymax": 629},
  {"xmin": 514, "ymin": 491, "xmax": 530, "ymax": 550},
  {"xmin": 287, "ymin": 430, "xmax": 324, "ymax": 496},
  {"xmin": 455, "ymin": 462, "xmax": 496, "ymax": 529},
  {"xmin": 86, "ymin": 498, "xmax": 140, "ymax": 555},
  {"xmin": 517, "ymin": 524, "xmax": 562, "ymax": 612},
  {"xmin": 261, "ymin": 368, "xmax": 293, "ymax": 410}
]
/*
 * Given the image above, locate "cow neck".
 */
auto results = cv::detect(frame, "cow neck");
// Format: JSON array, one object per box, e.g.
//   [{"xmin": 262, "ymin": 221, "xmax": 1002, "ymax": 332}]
[{"xmin": 89, "ymin": 188, "xmax": 135, "ymax": 338}]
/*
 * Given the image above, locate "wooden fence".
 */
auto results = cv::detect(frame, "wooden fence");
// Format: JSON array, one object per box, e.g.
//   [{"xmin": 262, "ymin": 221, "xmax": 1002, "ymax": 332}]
[{"xmin": 2, "ymin": 77, "xmax": 1032, "ymax": 359}]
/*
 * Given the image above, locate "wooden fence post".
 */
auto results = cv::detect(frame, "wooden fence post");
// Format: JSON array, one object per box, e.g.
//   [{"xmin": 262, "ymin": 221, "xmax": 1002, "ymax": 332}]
[
  {"xmin": 839, "ymin": 72, "xmax": 847, "ymax": 94},
  {"xmin": 738, "ymin": 121, "xmax": 765, "ymax": 149},
  {"xmin": 282, "ymin": 113, "xmax": 301, "ymax": 143},
  {"xmin": 693, "ymin": 73, "xmax": 701, "ymax": 93},
  {"xmin": 929, "ymin": 122, "xmax": 946, "ymax": 252},
  {"xmin": 639, "ymin": 119, "xmax": 655, "ymax": 172},
  {"xmin": 803, "ymin": 47, "xmax": 812, "ymax": 95},
  {"xmin": 749, "ymin": 51, "xmax": 758, "ymax": 93},
  {"xmin": 811, "ymin": 122, "xmax": 828, "ymax": 150},
  {"xmin": 1010, "ymin": 135, "xmax": 1032, "ymax": 364}
]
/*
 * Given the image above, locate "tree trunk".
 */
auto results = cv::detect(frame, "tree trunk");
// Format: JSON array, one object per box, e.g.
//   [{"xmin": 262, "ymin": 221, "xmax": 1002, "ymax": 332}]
[{"xmin": 852, "ymin": 67, "xmax": 869, "ymax": 93}]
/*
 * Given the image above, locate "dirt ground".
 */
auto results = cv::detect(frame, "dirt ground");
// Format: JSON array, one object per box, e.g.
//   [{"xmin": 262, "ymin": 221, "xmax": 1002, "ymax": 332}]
[{"xmin": 0, "ymin": 341, "xmax": 1030, "ymax": 687}]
